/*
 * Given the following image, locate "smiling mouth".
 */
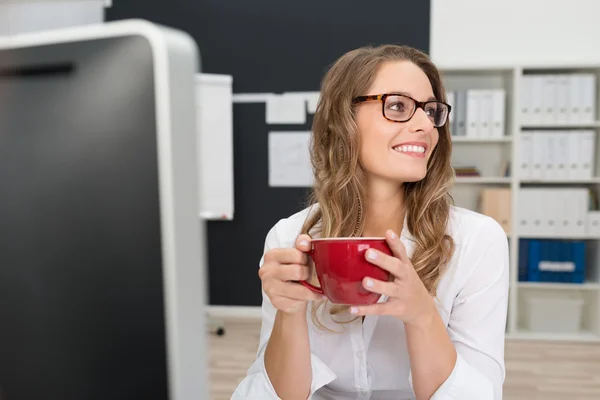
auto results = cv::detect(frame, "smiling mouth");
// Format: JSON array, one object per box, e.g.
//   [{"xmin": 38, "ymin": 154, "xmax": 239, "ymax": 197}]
[{"xmin": 392, "ymin": 145, "xmax": 426, "ymax": 155}]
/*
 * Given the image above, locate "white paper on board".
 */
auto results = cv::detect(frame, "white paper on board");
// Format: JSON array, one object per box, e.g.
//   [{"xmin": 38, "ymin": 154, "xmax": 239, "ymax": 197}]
[
  {"xmin": 306, "ymin": 92, "xmax": 320, "ymax": 114},
  {"xmin": 266, "ymin": 95, "xmax": 306, "ymax": 124},
  {"xmin": 268, "ymin": 131, "xmax": 313, "ymax": 187}
]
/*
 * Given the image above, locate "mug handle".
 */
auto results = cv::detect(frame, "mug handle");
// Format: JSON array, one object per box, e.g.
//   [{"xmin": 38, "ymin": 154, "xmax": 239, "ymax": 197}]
[
  {"xmin": 299, "ymin": 280, "xmax": 324, "ymax": 294},
  {"xmin": 299, "ymin": 248, "xmax": 324, "ymax": 294}
]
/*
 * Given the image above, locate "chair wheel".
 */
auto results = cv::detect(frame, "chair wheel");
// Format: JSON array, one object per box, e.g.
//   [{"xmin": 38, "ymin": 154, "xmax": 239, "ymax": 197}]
[{"xmin": 216, "ymin": 327, "xmax": 225, "ymax": 336}]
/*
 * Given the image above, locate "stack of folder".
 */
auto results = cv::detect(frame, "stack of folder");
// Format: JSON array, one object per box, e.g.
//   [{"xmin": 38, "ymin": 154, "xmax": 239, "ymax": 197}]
[
  {"xmin": 447, "ymin": 89, "xmax": 506, "ymax": 138},
  {"xmin": 519, "ymin": 239, "xmax": 586, "ymax": 284},
  {"xmin": 519, "ymin": 130, "xmax": 595, "ymax": 179},
  {"xmin": 520, "ymin": 73, "xmax": 596, "ymax": 124},
  {"xmin": 518, "ymin": 188, "xmax": 591, "ymax": 236}
]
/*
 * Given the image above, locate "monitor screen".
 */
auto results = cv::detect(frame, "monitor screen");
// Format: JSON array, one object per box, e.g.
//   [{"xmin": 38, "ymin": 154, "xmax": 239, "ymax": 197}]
[{"xmin": 0, "ymin": 33, "xmax": 193, "ymax": 400}]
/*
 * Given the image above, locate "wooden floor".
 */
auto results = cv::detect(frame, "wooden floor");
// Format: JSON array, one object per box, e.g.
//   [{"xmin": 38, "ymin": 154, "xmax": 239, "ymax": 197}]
[{"xmin": 209, "ymin": 317, "xmax": 600, "ymax": 400}]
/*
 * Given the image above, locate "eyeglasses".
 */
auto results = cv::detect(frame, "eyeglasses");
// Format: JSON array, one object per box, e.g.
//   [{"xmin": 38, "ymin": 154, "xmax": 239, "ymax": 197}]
[{"xmin": 352, "ymin": 93, "xmax": 451, "ymax": 128}]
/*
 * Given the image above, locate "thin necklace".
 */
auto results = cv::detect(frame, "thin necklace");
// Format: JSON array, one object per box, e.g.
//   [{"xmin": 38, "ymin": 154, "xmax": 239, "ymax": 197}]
[{"xmin": 351, "ymin": 197, "xmax": 363, "ymax": 237}]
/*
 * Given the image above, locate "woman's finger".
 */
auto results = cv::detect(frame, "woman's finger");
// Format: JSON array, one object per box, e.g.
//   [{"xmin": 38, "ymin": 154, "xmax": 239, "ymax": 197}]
[
  {"xmin": 385, "ymin": 229, "xmax": 410, "ymax": 264},
  {"xmin": 266, "ymin": 247, "xmax": 308, "ymax": 265},
  {"xmin": 295, "ymin": 234, "xmax": 312, "ymax": 253},
  {"xmin": 365, "ymin": 248, "xmax": 405, "ymax": 278},
  {"xmin": 275, "ymin": 263, "xmax": 312, "ymax": 282},
  {"xmin": 362, "ymin": 277, "xmax": 399, "ymax": 297},
  {"xmin": 349, "ymin": 302, "xmax": 390, "ymax": 316}
]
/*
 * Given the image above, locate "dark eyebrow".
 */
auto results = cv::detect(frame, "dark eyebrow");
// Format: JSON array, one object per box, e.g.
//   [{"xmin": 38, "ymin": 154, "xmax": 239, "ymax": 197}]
[{"xmin": 390, "ymin": 91, "xmax": 438, "ymax": 102}]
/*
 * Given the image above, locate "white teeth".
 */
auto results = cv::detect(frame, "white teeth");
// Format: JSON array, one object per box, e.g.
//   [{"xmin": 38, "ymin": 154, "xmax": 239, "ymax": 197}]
[{"xmin": 394, "ymin": 145, "xmax": 425, "ymax": 154}]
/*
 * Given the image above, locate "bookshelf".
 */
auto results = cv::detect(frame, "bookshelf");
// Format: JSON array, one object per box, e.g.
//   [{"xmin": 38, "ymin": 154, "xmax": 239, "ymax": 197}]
[{"xmin": 440, "ymin": 64, "xmax": 600, "ymax": 342}]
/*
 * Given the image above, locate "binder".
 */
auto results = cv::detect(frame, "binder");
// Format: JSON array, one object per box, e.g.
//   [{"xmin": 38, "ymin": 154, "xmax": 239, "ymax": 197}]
[
  {"xmin": 567, "ymin": 130, "xmax": 581, "ymax": 178},
  {"xmin": 455, "ymin": 90, "xmax": 467, "ymax": 136},
  {"xmin": 587, "ymin": 211, "xmax": 600, "ymax": 235},
  {"xmin": 466, "ymin": 90, "xmax": 480, "ymax": 137},
  {"xmin": 571, "ymin": 189, "xmax": 590, "ymax": 235},
  {"xmin": 518, "ymin": 239, "xmax": 529, "ymax": 281},
  {"xmin": 531, "ymin": 132, "xmax": 545, "ymax": 179},
  {"xmin": 541, "ymin": 75, "xmax": 557, "ymax": 123},
  {"xmin": 554, "ymin": 131, "xmax": 569, "ymax": 179},
  {"xmin": 478, "ymin": 90, "xmax": 493, "ymax": 138},
  {"xmin": 531, "ymin": 189, "xmax": 544, "ymax": 235},
  {"xmin": 519, "ymin": 188, "xmax": 544, "ymax": 235},
  {"xmin": 558, "ymin": 189, "xmax": 576, "ymax": 235},
  {"xmin": 519, "ymin": 132, "xmax": 533, "ymax": 179},
  {"xmin": 447, "ymin": 91, "xmax": 456, "ymax": 135},
  {"xmin": 543, "ymin": 188, "xmax": 560, "ymax": 235},
  {"xmin": 518, "ymin": 189, "xmax": 533, "ymax": 235},
  {"xmin": 491, "ymin": 90, "xmax": 505, "ymax": 137},
  {"xmin": 531, "ymin": 76, "xmax": 544, "ymax": 124},
  {"xmin": 572, "ymin": 241, "xmax": 586, "ymax": 283},
  {"xmin": 520, "ymin": 75, "xmax": 533, "ymax": 124},
  {"xmin": 569, "ymin": 74, "xmax": 582, "ymax": 123},
  {"xmin": 555, "ymin": 74, "xmax": 570, "ymax": 123},
  {"xmin": 527, "ymin": 239, "xmax": 541, "ymax": 281},
  {"xmin": 579, "ymin": 130, "xmax": 595, "ymax": 179},
  {"xmin": 543, "ymin": 132, "xmax": 556, "ymax": 179},
  {"xmin": 581, "ymin": 74, "xmax": 597, "ymax": 123}
]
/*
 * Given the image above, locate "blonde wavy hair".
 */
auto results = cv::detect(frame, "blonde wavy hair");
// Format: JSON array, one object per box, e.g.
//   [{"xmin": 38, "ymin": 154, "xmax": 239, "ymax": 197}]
[{"xmin": 301, "ymin": 44, "xmax": 455, "ymax": 325}]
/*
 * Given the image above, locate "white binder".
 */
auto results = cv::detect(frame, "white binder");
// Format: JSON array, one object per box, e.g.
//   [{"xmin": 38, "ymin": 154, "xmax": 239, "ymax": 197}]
[
  {"xmin": 520, "ymin": 75, "xmax": 533, "ymax": 124},
  {"xmin": 447, "ymin": 90, "xmax": 455, "ymax": 134},
  {"xmin": 455, "ymin": 90, "xmax": 467, "ymax": 136},
  {"xmin": 567, "ymin": 130, "xmax": 581, "ymax": 178},
  {"xmin": 555, "ymin": 75, "xmax": 570, "ymax": 123},
  {"xmin": 537, "ymin": 188, "xmax": 564, "ymax": 234},
  {"xmin": 572, "ymin": 189, "xmax": 590, "ymax": 235},
  {"xmin": 543, "ymin": 132, "xmax": 556, "ymax": 179},
  {"xmin": 478, "ymin": 90, "xmax": 493, "ymax": 138},
  {"xmin": 587, "ymin": 211, "xmax": 600, "ymax": 235},
  {"xmin": 518, "ymin": 189, "xmax": 533, "ymax": 235},
  {"xmin": 554, "ymin": 131, "xmax": 569, "ymax": 179},
  {"xmin": 491, "ymin": 90, "xmax": 505, "ymax": 137},
  {"xmin": 519, "ymin": 132, "xmax": 533, "ymax": 179},
  {"xmin": 466, "ymin": 90, "xmax": 480, "ymax": 137},
  {"xmin": 581, "ymin": 74, "xmax": 597, "ymax": 123},
  {"xmin": 531, "ymin": 132, "xmax": 545, "ymax": 179},
  {"xmin": 530, "ymin": 189, "xmax": 544, "ymax": 235},
  {"xmin": 579, "ymin": 130, "xmax": 596, "ymax": 179},
  {"xmin": 569, "ymin": 74, "xmax": 583, "ymax": 123},
  {"xmin": 557, "ymin": 189, "xmax": 574, "ymax": 235},
  {"xmin": 531, "ymin": 76, "xmax": 544, "ymax": 125},
  {"xmin": 541, "ymin": 75, "xmax": 557, "ymax": 123}
]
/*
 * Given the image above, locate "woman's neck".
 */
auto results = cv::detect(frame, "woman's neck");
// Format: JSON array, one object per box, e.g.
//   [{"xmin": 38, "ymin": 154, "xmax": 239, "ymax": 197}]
[{"xmin": 362, "ymin": 177, "xmax": 406, "ymax": 238}]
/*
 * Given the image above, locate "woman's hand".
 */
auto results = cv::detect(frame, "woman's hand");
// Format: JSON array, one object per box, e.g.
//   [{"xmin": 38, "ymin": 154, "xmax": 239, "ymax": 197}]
[
  {"xmin": 350, "ymin": 229, "xmax": 437, "ymax": 327},
  {"xmin": 259, "ymin": 234, "xmax": 323, "ymax": 315}
]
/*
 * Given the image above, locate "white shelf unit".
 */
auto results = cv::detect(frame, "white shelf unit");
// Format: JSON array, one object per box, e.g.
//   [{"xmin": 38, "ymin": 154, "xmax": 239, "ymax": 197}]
[{"xmin": 440, "ymin": 64, "xmax": 600, "ymax": 342}]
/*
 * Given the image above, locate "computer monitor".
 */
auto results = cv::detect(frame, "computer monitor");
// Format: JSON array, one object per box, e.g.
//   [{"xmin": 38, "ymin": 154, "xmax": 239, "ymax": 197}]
[{"xmin": 0, "ymin": 20, "xmax": 208, "ymax": 400}]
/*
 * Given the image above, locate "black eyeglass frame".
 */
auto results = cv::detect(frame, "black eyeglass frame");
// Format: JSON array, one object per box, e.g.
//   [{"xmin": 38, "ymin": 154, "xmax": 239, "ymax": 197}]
[{"xmin": 352, "ymin": 93, "xmax": 452, "ymax": 128}]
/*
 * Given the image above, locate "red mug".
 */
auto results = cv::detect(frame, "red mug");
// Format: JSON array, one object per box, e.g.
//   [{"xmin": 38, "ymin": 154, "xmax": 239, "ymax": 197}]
[{"xmin": 300, "ymin": 237, "xmax": 392, "ymax": 305}]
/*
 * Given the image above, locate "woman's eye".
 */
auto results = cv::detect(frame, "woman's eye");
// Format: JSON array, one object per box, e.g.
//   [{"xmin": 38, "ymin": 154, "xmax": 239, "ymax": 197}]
[
  {"xmin": 425, "ymin": 106, "xmax": 437, "ymax": 116},
  {"xmin": 389, "ymin": 102, "xmax": 404, "ymax": 111}
]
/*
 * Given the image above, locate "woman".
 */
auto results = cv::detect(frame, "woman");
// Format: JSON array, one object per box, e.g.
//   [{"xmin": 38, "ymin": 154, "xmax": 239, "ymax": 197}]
[{"xmin": 232, "ymin": 45, "xmax": 509, "ymax": 400}]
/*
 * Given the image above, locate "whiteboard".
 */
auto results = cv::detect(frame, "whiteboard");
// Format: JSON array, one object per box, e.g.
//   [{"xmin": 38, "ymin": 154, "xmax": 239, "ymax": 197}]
[{"xmin": 195, "ymin": 73, "xmax": 234, "ymax": 220}]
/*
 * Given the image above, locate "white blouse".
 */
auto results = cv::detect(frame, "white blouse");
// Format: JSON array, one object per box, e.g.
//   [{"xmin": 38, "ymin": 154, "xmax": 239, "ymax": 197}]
[{"xmin": 232, "ymin": 205, "xmax": 509, "ymax": 400}]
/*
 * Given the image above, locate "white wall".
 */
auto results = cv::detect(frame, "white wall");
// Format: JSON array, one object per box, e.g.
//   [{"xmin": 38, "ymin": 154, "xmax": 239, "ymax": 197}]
[
  {"xmin": 0, "ymin": 0, "xmax": 109, "ymax": 36},
  {"xmin": 430, "ymin": 0, "xmax": 600, "ymax": 67}
]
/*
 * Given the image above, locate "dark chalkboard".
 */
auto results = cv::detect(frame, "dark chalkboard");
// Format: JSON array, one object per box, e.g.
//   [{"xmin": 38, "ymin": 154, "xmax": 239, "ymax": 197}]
[{"xmin": 106, "ymin": 0, "xmax": 431, "ymax": 306}]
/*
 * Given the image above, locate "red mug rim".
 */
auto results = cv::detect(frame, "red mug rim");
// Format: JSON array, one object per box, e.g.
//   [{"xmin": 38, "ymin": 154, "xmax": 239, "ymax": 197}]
[{"xmin": 310, "ymin": 237, "xmax": 385, "ymax": 242}]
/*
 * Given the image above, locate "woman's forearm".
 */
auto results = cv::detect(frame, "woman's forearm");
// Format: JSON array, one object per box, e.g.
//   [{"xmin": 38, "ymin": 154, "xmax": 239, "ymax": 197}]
[
  {"xmin": 264, "ymin": 308, "xmax": 312, "ymax": 400},
  {"xmin": 405, "ymin": 303, "xmax": 457, "ymax": 400}
]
